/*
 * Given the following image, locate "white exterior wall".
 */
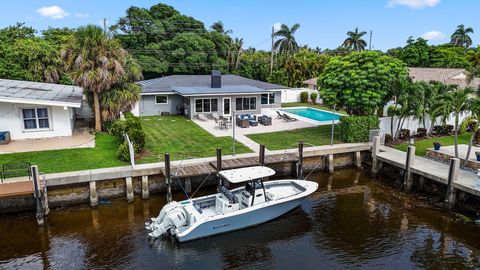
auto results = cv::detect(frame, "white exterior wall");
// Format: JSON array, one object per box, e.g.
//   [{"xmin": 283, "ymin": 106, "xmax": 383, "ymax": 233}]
[
  {"xmin": 0, "ymin": 102, "xmax": 75, "ymax": 140},
  {"xmin": 281, "ymin": 88, "xmax": 321, "ymax": 103}
]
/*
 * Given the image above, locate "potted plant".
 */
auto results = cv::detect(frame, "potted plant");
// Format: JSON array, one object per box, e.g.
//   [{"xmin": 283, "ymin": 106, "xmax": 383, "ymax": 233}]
[
  {"xmin": 475, "ymin": 151, "xmax": 480, "ymax": 161},
  {"xmin": 433, "ymin": 141, "xmax": 441, "ymax": 151}
]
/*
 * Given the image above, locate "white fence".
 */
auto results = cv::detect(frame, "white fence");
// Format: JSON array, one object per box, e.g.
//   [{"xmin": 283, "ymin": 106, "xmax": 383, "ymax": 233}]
[
  {"xmin": 281, "ymin": 88, "xmax": 321, "ymax": 103},
  {"xmin": 380, "ymin": 112, "xmax": 470, "ymax": 136}
]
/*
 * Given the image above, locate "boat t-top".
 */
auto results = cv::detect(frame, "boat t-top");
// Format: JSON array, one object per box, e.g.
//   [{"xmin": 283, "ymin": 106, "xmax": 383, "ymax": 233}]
[{"xmin": 146, "ymin": 166, "xmax": 318, "ymax": 242}]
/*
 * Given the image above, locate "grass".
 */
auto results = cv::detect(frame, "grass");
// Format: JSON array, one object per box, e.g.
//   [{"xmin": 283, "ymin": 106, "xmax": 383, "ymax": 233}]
[
  {"xmin": 281, "ymin": 102, "xmax": 348, "ymax": 115},
  {"xmin": 0, "ymin": 133, "xmax": 127, "ymax": 174},
  {"xmin": 247, "ymin": 125, "xmax": 340, "ymax": 151},
  {"xmin": 137, "ymin": 116, "xmax": 252, "ymax": 163},
  {"xmin": 393, "ymin": 132, "xmax": 473, "ymax": 156}
]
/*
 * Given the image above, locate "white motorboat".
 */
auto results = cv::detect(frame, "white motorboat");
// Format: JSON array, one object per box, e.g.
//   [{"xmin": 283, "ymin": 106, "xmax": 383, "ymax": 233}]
[{"xmin": 146, "ymin": 166, "xmax": 318, "ymax": 242}]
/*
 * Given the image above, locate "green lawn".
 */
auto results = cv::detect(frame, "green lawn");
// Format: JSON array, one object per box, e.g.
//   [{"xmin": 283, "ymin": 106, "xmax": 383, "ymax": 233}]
[
  {"xmin": 137, "ymin": 116, "xmax": 252, "ymax": 163},
  {"xmin": 281, "ymin": 102, "xmax": 348, "ymax": 115},
  {"xmin": 393, "ymin": 132, "xmax": 473, "ymax": 156},
  {"xmin": 0, "ymin": 133, "xmax": 127, "ymax": 174},
  {"xmin": 247, "ymin": 125, "xmax": 340, "ymax": 151}
]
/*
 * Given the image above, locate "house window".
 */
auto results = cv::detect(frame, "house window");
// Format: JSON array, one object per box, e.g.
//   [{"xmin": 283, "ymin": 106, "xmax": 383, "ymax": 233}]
[
  {"xmin": 22, "ymin": 108, "xmax": 50, "ymax": 130},
  {"xmin": 261, "ymin": 93, "xmax": 275, "ymax": 105},
  {"xmin": 155, "ymin": 95, "xmax": 168, "ymax": 104},
  {"xmin": 236, "ymin": 97, "xmax": 256, "ymax": 111},
  {"xmin": 195, "ymin": 98, "xmax": 218, "ymax": 113}
]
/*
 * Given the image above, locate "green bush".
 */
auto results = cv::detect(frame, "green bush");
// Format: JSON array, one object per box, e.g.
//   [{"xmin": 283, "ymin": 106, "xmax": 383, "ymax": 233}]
[
  {"xmin": 127, "ymin": 128, "xmax": 146, "ymax": 153},
  {"xmin": 108, "ymin": 120, "xmax": 126, "ymax": 138},
  {"xmin": 310, "ymin": 92, "xmax": 318, "ymax": 104},
  {"xmin": 338, "ymin": 116, "xmax": 380, "ymax": 143},
  {"xmin": 117, "ymin": 141, "xmax": 131, "ymax": 162},
  {"xmin": 125, "ymin": 116, "xmax": 142, "ymax": 132},
  {"xmin": 300, "ymin": 91, "xmax": 309, "ymax": 103},
  {"xmin": 399, "ymin": 129, "xmax": 410, "ymax": 139}
]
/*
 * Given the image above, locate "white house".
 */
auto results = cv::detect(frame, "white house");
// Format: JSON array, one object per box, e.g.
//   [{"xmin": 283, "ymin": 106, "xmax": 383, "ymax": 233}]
[{"xmin": 0, "ymin": 79, "xmax": 83, "ymax": 140}]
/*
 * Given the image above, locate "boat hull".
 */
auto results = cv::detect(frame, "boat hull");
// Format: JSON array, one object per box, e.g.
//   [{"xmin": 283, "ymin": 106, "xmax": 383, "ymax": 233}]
[{"xmin": 176, "ymin": 196, "xmax": 306, "ymax": 242}]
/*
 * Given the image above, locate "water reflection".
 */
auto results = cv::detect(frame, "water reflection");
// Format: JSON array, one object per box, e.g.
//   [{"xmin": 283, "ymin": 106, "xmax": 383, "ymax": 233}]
[{"xmin": 1, "ymin": 168, "xmax": 480, "ymax": 269}]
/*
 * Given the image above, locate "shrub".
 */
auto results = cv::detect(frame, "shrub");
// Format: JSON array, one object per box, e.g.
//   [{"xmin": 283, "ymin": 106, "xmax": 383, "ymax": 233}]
[
  {"xmin": 125, "ymin": 116, "xmax": 142, "ymax": 132},
  {"xmin": 417, "ymin": 128, "xmax": 427, "ymax": 137},
  {"xmin": 338, "ymin": 116, "xmax": 380, "ymax": 143},
  {"xmin": 444, "ymin": 125, "xmax": 454, "ymax": 134},
  {"xmin": 387, "ymin": 106, "xmax": 397, "ymax": 117},
  {"xmin": 399, "ymin": 129, "xmax": 410, "ymax": 139},
  {"xmin": 123, "ymin": 111, "xmax": 135, "ymax": 119},
  {"xmin": 117, "ymin": 141, "xmax": 131, "ymax": 162},
  {"xmin": 310, "ymin": 92, "xmax": 318, "ymax": 104},
  {"xmin": 127, "ymin": 128, "xmax": 146, "ymax": 153},
  {"xmin": 300, "ymin": 91, "xmax": 309, "ymax": 103},
  {"xmin": 459, "ymin": 116, "xmax": 478, "ymax": 133},
  {"xmin": 433, "ymin": 125, "xmax": 443, "ymax": 135}
]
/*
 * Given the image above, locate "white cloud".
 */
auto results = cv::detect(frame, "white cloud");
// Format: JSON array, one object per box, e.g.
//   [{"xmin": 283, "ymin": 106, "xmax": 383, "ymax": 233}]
[
  {"xmin": 387, "ymin": 0, "xmax": 440, "ymax": 9},
  {"xmin": 273, "ymin": 22, "xmax": 282, "ymax": 32},
  {"xmin": 37, "ymin": 5, "xmax": 70, "ymax": 19},
  {"xmin": 75, "ymin": 12, "xmax": 89, "ymax": 19},
  {"xmin": 421, "ymin": 30, "xmax": 445, "ymax": 40}
]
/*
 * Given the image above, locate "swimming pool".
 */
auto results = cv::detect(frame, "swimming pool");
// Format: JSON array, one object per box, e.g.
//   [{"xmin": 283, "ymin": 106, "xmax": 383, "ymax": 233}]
[{"xmin": 281, "ymin": 107, "xmax": 342, "ymax": 122}]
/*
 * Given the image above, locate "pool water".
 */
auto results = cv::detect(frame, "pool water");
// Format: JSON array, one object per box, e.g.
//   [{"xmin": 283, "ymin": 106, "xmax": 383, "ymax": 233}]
[{"xmin": 282, "ymin": 107, "xmax": 341, "ymax": 121}]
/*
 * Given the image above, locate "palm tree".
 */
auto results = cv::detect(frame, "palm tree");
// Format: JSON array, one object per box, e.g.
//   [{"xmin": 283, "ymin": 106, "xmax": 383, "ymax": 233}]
[
  {"xmin": 342, "ymin": 27, "xmax": 367, "ymax": 52},
  {"xmin": 433, "ymin": 86, "xmax": 474, "ymax": 158},
  {"xmin": 450, "ymin": 24, "xmax": 474, "ymax": 49},
  {"xmin": 227, "ymin": 38, "xmax": 243, "ymax": 71},
  {"xmin": 462, "ymin": 97, "xmax": 480, "ymax": 168},
  {"xmin": 210, "ymin": 21, "xmax": 232, "ymax": 35},
  {"xmin": 273, "ymin": 23, "xmax": 300, "ymax": 56},
  {"xmin": 62, "ymin": 25, "xmax": 128, "ymax": 132},
  {"xmin": 466, "ymin": 47, "xmax": 480, "ymax": 81}
]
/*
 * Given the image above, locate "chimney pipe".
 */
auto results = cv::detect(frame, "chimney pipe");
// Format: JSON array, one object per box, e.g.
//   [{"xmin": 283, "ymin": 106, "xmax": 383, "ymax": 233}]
[{"xmin": 211, "ymin": 70, "xmax": 221, "ymax": 88}]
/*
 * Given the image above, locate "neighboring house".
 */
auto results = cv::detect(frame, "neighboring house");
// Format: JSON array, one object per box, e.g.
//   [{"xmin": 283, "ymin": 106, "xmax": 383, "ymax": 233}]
[
  {"xmin": 303, "ymin": 78, "xmax": 318, "ymax": 90},
  {"xmin": 134, "ymin": 71, "xmax": 289, "ymax": 118},
  {"xmin": 0, "ymin": 79, "xmax": 83, "ymax": 140}
]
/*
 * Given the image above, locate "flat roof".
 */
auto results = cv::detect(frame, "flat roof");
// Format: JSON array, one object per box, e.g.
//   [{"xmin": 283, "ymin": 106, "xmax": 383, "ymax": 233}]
[
  {"xmin": 0, "ymin": 79, "xmax": 83, "ymax": 108},
  {"xmin": 173, "ymin": 85, "xmax": 271, "ymax": 96},
  {"xmin": 219, "ymin": 166, "xmax": 276, "ymax": 183}
]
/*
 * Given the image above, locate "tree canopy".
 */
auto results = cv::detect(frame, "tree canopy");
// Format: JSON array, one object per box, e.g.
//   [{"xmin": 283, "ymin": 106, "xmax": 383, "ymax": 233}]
[{"xmin": 319, "ymin": 51, "xmax": 408, "ymax": 115}]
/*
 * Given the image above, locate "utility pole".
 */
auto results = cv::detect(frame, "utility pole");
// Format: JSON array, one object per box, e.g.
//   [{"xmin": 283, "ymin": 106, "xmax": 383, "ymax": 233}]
[
  {"xmin": 270, "ymin": 26, "xmax": 275, "ymax": 76},
  {"xmin": 369, "ymin": 30, "xmax": 372, "ymax": 50},
  {"xmin": 103, "ymin": 18, "xmax": 107, "ymax": 35}
]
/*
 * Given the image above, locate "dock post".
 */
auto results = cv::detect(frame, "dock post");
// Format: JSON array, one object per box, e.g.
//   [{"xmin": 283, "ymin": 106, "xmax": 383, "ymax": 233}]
[
  {"xmin": 89, "ymin": 181, "xmax": 99, "ymax": 207},
  {"xmin": 184, "ymin": 177, "xmax": 192, "ymax": 193},
  {"xmin": 126, "ymin": 177, "xmax": 134, "ymax": 203},
  {"xmin": 445, "ymin": 158, "xmax": 460, "ymax": 212},
  {"xmin": 354, "ymin": 151, "xmax": 362, "ymax": 168},
  {"xmin": 216, "ymin": 148, "xmax": 223, "ymax": 190},
  {"xmin": 403, "ymin": 145, "xmax": 415, "ymax": 191},
  {"xmin": 165, "ymin": 153, "xmax": 172, "ymax": 203},
  {"xmin": 259, "ymin": 144, "xmax": 266, "ymax": 166},
  {"xmin": 141, "ymin": 175, "xmax": 149, "ymax": 200},
  {"xmin": 371, "ymin": 136, "xmax": 380, "ymax": 175},
  {"xmin": 297, "ymin": 141, "xmax": 304, "ymax": 179},
  {"xmin": 31, "ymin": 165, "xmax": 44, "ymax": 226},
  {"xmin": 327, "ymin": 154, "xmax": 334, "ymax": 173}
]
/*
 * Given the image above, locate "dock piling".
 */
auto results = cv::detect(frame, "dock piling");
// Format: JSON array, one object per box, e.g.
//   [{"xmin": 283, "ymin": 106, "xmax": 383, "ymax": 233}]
[
  {"xmin": 259, "ymin": 144, "xmax": 265, "ymax": 166},
  {"xmin": 297, "ymin": 141, "xmax": 304, "ymax": 180},
  {"xmin": 89, "ymin": 181, "xmax": 98, "ymax": 207},
  {"xmin": 141, "ymin": 175, "xmax": 149, "ymax": 200},
  {"xmin": 355, "ymin": 151, "xmax": 362, "ymax": 168},
  {"xmin": 165, "ymin": 153, "xmax": 172, "ymax": 203},
  {"xmin": 403, "ymin": 145, "xmax": 415, "ymax": 191},
  {"xmin": 126, "ymin": 177, "xmax": 134, "ymax": 203},
  {"xmin": 216, "ymin": 148, "xmax": 223, "ymax": 190},
  {"xmin": 327, "ymin": 154, "xmax": 334, "ymax": 173},
  {"xmin": 371, "ymin": 136, "xmax": 381, "ymax": 175},
  {"xmin": 31, "ymin": 165, "xmax": 44, "ymax": 226},
  {"xmin": 445, "ymin": 158, "xmax": 460, "ymax": 211}
]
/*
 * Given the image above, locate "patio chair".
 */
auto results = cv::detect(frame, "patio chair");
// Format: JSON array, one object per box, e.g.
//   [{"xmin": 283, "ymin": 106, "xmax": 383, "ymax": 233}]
[
  {"xmin": 212, "ymin": 112, "xmax": 220, "ymax": 120},
  {"xmin": 258, "ymin": 115, "xmax": 272, "ymax": 126},
  {"xmin": 276, "ymin": 111, "xmax": 286, "ymax": 119},
  {"xmin": 283, "ymin": 113, "xmax": 298, "ymax": 122},
  {"xmin": 198, "ymin": 114, "xmax": 208, "ymax": 122},
  {"xmin": 236, "ymin": 115, "xmax": 250, "ymax": 128}
]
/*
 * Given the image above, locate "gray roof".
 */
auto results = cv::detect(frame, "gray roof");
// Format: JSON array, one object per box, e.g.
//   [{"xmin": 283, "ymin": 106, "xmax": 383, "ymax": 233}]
[
  {"xmin": 173, "ymin": 85, "xmax": 271, "ymax": 96},
  {"xmin": 138, "ymin": 75, "xmax": 289, "ymax": 94},
  {"xmin": 0, "ymin": 79, "xmax": 83, "ymax": 107}
]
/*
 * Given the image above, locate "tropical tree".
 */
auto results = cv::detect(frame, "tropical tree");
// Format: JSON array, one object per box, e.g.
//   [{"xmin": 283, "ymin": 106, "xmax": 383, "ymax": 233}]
[
  {"xmin": 62, "ymin": 25, "xmax": 130, "ymax": 132},
  {"xmin": 273, "ymin": 23, "xmax": 300, "ymax": 56},
  {"xmin": 342, "ymin": 27, "xmax": 367, "ymax": 52},
  {"xmin": 450, "ymin": 24, "xmax": 474, "ymax": 49},
  {"xmin": 466, "ymin": 46, "xmax": 480, "ymax": 80},
  {"xmin": 227, "ymin": 37, "xmax": 243, "ymax": 71},
  {"xmin": 210, "ymin": 21, "xmax": 232, "ymax": 35},
  {"xmin": 393, "ymin": 81, "xmax": 423, "ymax": 139},
  {"xmin": 433, "ymin": 86, "xmax": 474, "ymax": 158},
  {"xmin": 462, "ymin": 97, "xmax": 480, "ymax": 168}
]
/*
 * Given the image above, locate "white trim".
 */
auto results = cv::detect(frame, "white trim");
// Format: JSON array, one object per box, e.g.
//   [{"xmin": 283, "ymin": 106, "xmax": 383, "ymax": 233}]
[
  {"xmin": 155, "ymin": 95, "xmax": 169, "ymax": 105},
  {"xmin": 194, "ymin": 98, "xmax": 219, "ymax": 113},
  {"xmin": 141, "ymin": 92, "xmax": 176, "ymax": 96},
  {"xmin": 235, "ymin": 96, "xmax": 257, "ymax": 111},
  {"xmin": 0, "ymin": 97, "xmax": 81, "ymax": 108},
  {"xmin": 180, "ymin": 92, "xmax": 270, "ymax": 97},
  {"xmin": 223, "ymin": 97, "xmax": 231, "ymax": 116},
  {"xmin": 20, "ymin": 106, "xmax": 53, "ymax": 132}
]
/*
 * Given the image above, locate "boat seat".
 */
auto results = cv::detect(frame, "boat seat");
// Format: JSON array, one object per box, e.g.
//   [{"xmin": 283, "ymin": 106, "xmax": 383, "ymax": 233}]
[
  {"xmin": 266, "ymin": 192, "xmax": 275, "ymax": 201},
  {"xmin": 193, "ymin": 202, "xmax": 203, "ymax": 214},
  {"xmin": 220, "ymin": 186, "xmax": 237, "ymax": 204}
]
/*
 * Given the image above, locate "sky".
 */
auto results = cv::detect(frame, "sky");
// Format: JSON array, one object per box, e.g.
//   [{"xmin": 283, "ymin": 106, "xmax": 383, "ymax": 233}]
[{"xmin": 1, "ymin": 0, "xmax": 479, "ymax": 51}]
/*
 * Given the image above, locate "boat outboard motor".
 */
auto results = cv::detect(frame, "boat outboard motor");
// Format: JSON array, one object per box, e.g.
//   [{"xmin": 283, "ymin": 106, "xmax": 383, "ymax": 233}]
[{"xmin": 146, "ymin": 201, "xmax": 189, "ymax": 238}]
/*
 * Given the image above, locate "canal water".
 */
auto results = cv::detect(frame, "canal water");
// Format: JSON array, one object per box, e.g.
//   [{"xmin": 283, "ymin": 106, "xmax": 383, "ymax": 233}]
[{"xmin": 1, "ymin": 169, "xmax": 480, "ymax": 269}]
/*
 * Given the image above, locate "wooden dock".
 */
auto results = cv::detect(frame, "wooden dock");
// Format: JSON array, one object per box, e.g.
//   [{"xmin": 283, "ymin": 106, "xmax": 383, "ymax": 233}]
[
  {"xmin": 375, "ymin": 145, "xmax": 480, "ymax": 196},
  {"xmin": 0, "ymin": 181, "xmax": 33, "ymax": 198}
]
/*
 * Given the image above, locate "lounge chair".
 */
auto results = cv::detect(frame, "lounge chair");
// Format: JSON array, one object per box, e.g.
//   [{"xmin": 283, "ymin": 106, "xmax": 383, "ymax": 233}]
[
  {"xmin": 212, "ymin": 112, "xmax": 220, "ymax": 120},
  {"xmin": 276, "ymin": 111, "xmax": 285, "ymax": 119},
  {"xmin": 282, "ymin": 113, "xmax": 298, "ymax": 122},
  {"xmin": 198, "ymin": 114, "xmax": 208, "ymax": 121}
]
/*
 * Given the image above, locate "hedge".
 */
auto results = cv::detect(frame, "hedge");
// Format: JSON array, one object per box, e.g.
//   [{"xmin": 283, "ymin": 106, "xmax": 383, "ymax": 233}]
[
  {"xmin": 107, "ymin": 113, "xmax": 146, "ymax": 162},
  {"xmin": 338, "ymin": 116, "xmax": 380, "ymax": 143},
  {"xmin": 300, "ymin": 91, "xmax": 309, "ymax": 103}
]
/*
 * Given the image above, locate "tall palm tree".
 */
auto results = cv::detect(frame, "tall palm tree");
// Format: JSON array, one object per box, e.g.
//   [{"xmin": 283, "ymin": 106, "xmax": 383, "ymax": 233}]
[
  {"xmin": 227, "ymin": 38, "xmax": 244, "ymax": 71},
  {"xmin": 210, "ymin": 21, "xmax": 232, "ymax": 35},
  {"xmin": 342, "ymin": 27, "xmax": 367, "ymax": 52},
  {"xmin": 273, "ymin": 23, "xmax": 300, "ymax": 56},
  {"xmin": 450, "ymin": 24, "xmax": 474, "ymax": 49},
  {"xmin": 433, "ymin": 86, "xmax": 474, "ymax": 158},
  {"xmin": 62, "ymin": 25, "xmax": 127, "ymax": 132}
]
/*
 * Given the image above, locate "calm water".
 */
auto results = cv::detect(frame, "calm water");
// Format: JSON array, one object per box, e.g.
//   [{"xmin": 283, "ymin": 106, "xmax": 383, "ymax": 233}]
[
  {"xmin": 1, "ymin": 169, "xmax": 480, "ymax": 269},
  {"xmin": 282, "ymin": 107, "xmax": 341, "ymax": 122}
]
